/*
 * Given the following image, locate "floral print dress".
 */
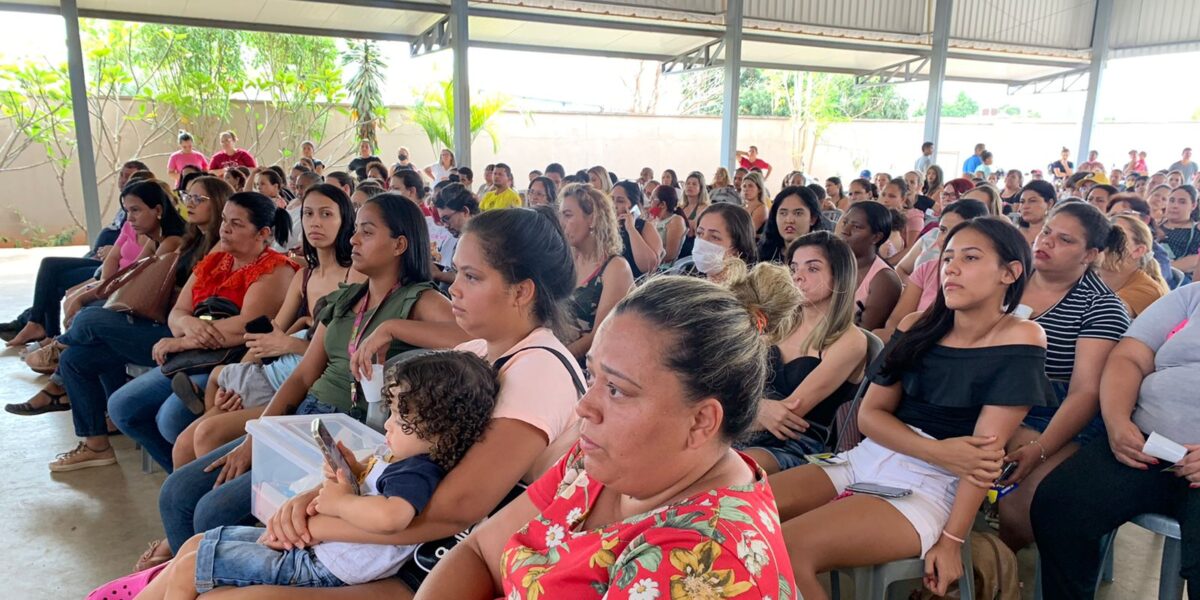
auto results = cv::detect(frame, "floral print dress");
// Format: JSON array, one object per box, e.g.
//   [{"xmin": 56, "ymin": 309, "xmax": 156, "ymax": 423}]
[{"xmin": 501, "ymin": 444, "xmax": 797, "ymax": 600}]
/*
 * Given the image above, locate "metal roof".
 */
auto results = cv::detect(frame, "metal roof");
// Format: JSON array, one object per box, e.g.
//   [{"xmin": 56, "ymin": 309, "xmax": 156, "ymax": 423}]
[{"xmin": 2, "ymin": 0, "xmax": 1198, "ymax": 85}]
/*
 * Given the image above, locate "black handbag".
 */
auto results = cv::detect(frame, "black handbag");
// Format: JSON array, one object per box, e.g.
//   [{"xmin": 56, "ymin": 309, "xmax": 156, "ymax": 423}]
[{"xmin": 160, "ymin": 297, "xmax": 248, "ymax": 377}]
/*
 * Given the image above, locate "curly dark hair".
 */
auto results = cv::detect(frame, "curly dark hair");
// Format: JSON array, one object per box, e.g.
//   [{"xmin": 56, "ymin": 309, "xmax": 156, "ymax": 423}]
[{"xmin": 385, "ymin": 351, "xmax": 499, "ymax": 470}]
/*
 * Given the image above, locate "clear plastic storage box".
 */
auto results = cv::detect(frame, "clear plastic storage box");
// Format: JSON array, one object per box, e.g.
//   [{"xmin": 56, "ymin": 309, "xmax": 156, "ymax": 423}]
[{"xmin": 245, "ymin": 413, "xmax": 386, "ymax": 523}]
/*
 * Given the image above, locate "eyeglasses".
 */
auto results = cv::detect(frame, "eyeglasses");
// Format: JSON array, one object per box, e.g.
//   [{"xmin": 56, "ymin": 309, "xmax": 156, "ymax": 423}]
[
  {"xmin": 181, "ymin": 192, "xmax": 210, "ymax": 205},
  {"xmin": 438, "ymin": 213, "xmax": 454, "ymax": 225}
]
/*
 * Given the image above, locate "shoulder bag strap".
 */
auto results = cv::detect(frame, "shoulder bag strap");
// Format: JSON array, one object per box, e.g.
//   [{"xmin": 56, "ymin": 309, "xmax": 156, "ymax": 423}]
[{"xmin": 493, "ymin": 345, "xmax": 586, "ymax": 398}]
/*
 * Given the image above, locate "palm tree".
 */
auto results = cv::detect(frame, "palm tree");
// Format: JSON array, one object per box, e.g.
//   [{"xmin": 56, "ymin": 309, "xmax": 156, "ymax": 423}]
[
  {"xmin": 340, "ymin": 40, "xmax": 386, "ymax": 149},
  {"xmin": 408, "ymin": 80, "xmax": 506, "ymax": 154}
]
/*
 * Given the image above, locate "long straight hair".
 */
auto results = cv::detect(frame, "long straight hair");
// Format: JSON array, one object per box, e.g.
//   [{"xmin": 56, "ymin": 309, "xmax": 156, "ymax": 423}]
[
  {"xmin": 300, "ymin": 183, "xmax": 355, "ymax": 269},
  {"xmin": 882, "ymin": 217, "xmax": 1031, "ymax": 374},
  {"xmin": 785, "ymin": 231, "xmax": 857, "ymax": 354}
]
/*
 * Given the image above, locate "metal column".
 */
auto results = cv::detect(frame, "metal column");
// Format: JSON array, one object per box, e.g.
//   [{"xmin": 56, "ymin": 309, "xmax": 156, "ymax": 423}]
[
  {"xmin": 61, "ymin": 0, "xmax": 102, "ymax": 241},
  {"xmin": 719, "ymin": 0, "xmax": 743, "ymax": 172},
  {"xmin": 450, "ymin": 0, "xmax": 471, "ymax": 167},
  {"xmin": 1078, "ymin": 0, "xmax": 1113, "ymax": 160},
  {"xmin": 922, "ymin": 0, "xmax": 952, "ymax": 150}
]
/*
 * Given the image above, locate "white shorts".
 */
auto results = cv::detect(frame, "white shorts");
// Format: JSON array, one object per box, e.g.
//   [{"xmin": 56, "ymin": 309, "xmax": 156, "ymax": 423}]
[{"xmin": 820, "ymin": 430, "xmax": 958, "ymax": 557}]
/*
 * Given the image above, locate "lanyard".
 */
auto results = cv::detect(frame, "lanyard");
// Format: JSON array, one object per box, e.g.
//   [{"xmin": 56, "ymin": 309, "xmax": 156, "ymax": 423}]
[{"xmin": 348, "ymin": 282, "xmax": 401, "ymax": 414}]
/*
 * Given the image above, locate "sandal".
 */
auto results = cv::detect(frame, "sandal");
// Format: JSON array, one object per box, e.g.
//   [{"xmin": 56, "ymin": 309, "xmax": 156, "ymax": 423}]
[
  {"xmin": 171, "ymin": 372, "xmax": 206, "ymax": 416},
  {"xmin": 5, "ymin": 389, "xmax": 70, "ymax": 416},
  {"xmin": 133, "ymin": 538, "xmax": 173, "ymax": 573}
]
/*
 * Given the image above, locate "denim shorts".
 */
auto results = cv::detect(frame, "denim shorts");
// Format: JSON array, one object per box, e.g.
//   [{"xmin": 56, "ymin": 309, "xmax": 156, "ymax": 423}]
[
  {"xmin": 1020, "ymin": 380, "xmax": 1106, "ymax": 446},
  {"xmin": 195, "ymin": 526, "xmax": 344, "ymax": 592},
  {"xmin": 737, "ymin": 429, "xmax": 828, "ymax": 471}
]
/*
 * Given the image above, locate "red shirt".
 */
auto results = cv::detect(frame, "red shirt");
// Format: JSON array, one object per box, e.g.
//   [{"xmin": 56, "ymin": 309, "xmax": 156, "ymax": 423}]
[
  {"xmin": 502, "ymin": 444, "xmax": 797, "ymax": 600},
  {"xmin": 209, "ymin": 149, "xmax": 257, "ymax": 171},
  {"xmin": 190, "ymin": 249, "xmax": 297, "ymax": 308},
  {"xmin": 739, "ymin": 157, "xmax": 771, "ymax": 172}
]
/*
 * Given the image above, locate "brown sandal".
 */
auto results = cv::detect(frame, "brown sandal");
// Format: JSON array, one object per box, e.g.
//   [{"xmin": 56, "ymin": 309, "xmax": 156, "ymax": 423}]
[
  {"xmin": 133, "ymin": 538, "xmax": 173, "ymax": 573},
  {"xmin": 4, "ymin": 389, "xmax": 70, "ymax": 416}
]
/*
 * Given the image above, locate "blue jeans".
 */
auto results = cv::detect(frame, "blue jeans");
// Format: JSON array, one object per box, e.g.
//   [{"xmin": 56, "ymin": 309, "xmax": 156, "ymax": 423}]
[
  {"xmin": 195, "ymin": 526, "xmax": 344, "ymax": 591},
  {"xmin": 57, "ymin": 307, "xmax": 171, "ymax": 440},
  {"xmin": 160, "ymin": 397, "xmax": 338, "ymax": 552},
  {"xmin": 737, "ymin": 429, "xmax": 828, "ymax": 471},
  {"xmin": 108, "ymin": 368, "xmax": 209, "ymax": 471},
  {"xmin": 29, "ymin": 256, "xmax": 101, "ymax": 337}
]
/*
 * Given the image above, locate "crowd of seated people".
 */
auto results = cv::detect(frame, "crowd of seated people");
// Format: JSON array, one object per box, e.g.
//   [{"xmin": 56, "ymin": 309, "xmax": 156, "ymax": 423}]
[{"xmin": 1, "ymin": 136, "xmax": 1197, "ymax": 600}]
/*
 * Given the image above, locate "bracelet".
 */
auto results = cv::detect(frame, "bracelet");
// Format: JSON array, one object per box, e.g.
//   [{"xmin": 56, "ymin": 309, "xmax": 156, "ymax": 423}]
[
  {"xmin": 1026, "ymin": 439, "xmax": 1048, "ymax": 463},
  {"xmin": 941, "ymin": 530, "xmax": 966, "ymax": 544}
]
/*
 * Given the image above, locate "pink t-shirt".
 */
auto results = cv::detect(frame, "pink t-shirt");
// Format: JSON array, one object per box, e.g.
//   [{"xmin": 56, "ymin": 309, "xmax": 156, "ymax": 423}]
[
  {"xmin": 167, "ymin": 151, "xmax": 208, "ymax": 182},
  {"xmin": 911, "ymin": 258, "xmax": 940, "ymax": 311},
  {"xmin": 456, "ymin": 327, "xmax": 582, "ymax": 443},
  {"xmin": 114, "ymin": 221, "xmax": 143, "ymax": 270}
]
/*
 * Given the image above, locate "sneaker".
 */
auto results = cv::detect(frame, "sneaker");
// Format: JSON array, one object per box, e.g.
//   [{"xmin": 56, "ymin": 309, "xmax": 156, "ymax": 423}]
[{"xmin": 49, "ymin": 442, "xmax": 117, "ymax": 472}]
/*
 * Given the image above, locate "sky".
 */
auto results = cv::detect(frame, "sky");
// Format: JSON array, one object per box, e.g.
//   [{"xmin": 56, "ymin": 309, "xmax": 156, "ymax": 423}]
[{"xmin": 2, "ymin": 11, "xmax": 1198, "ymax": 124}]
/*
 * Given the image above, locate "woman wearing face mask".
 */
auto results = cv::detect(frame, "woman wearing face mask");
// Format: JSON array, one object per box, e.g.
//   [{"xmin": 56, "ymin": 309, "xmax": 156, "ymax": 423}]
[
  {"xmin": 877, "ymin": 199, "xmax": 990, "ymax": 342},
  {"xmin": 839, "ymin": 202, "xmax": 902, "ymax": 330},
  {"xmin": 688, "ymin": 203, "xmax": 757, "ymax": 282},
  {"xmin": 994, "ymin": 202, "xmax": 1131, "ymax": 551},
  {"xmin": 611, "ymin": 180, "xmax": 663, "ymax": 279},
  {"xmin": 1101, "ymin": 214, "xmax": 1169, "ymax": 317},
  {"xmin": 739, "ymin": 232, "xmax": 867, "ymax": 474},
  {"xmin": 757, "ymin": 186, "xmax": 829, "ymax": 264},
  {"xmin": 649, "ymin": 184, "xmax": 688, "ymax": 264},
  {"xmin": 559, "ymin": 184, "xmax": 635, "ymax": 360}
]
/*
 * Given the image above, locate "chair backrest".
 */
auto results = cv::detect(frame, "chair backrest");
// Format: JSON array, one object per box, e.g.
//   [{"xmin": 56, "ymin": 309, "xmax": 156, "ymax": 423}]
[
  {"xmin": 832, "ymin": 328, "xmax": 885, "ymax": 452},
  {"xmin": 1170, "ymin": 266, "xmax": 1186, "ymax": 289}
]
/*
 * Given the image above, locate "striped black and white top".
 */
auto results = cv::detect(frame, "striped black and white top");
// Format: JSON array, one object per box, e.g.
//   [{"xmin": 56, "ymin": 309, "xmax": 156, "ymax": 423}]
[{"xmin": 1031, "ymin": 270, "xmax": 1131, "ymax": 381}]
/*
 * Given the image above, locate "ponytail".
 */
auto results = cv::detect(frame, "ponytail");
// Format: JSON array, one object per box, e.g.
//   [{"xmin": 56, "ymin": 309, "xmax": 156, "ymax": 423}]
[{"xmin": 272, "ymin": 208, "xmax": 292, "ymax": 247}]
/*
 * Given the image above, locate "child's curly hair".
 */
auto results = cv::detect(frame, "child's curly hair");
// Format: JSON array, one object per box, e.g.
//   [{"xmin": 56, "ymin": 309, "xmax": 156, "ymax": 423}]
[{"xmin": 384, "ymin": 350, "xmax": 499, "ymax": 471}]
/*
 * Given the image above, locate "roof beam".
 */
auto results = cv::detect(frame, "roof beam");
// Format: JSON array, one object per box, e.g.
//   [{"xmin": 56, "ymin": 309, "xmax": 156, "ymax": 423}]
[
  {"xmin": 661, "ymin": 39, "xmax": 725, "ymax": 75},
  {"xmin": 0, "ymin": 2, "xmax": 416, "ymax": 42},
  {"xmin": 468, "ymin": 41, "xmax": 671, "ymax": 62},
  {"xmin": 410, "ymin": 14, "xmax": 451, "ymax": 57},
  {"xmin": 468, "ymin": 6, "xmax": 721, "ymax": 39},
  {"xmin": 1006, "ymin": 68, "xmax": 1089, "ymax": 95},
  {"xmin": 853, "ymin": 56, "xmax": 930, "ymax": 88}
]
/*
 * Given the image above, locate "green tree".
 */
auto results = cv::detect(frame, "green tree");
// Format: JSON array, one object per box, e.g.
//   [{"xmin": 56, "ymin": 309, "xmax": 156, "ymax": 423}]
[
  {"xmin": 408, "ymin": 80, "xmax": 507, "ymax": 154},
  {"xmin": 942, "ymin": 91, "xmax": 979, "ymax": 117},
  {"xmin": 341, "ymin": 40, "xmax": 387, "ymax": 150}
]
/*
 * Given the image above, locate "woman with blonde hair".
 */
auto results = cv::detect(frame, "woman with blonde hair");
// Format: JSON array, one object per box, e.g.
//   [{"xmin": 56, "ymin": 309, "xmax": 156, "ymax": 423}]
[
  {"xmin": 559, "ymin": 183, "xmax": 635, "ymax": 360},
  {"xmin": 963, "ymin": 183, "xmax": 1005, "ymax": 217},
  {"xmin": 586, "ymin": 165, "xmax": 612, "ymax": 194},
  {"xmin": 738, "ymin": 231, "xmax": 867, "ymax": 474},
  {"xmin": 1102, "ymin": 213, "xmax": 1169, "ymax": 316},
  {"xmin": 679, "ymin": 170, "xmax": 712, "ymax": 258},
  {"xmin": 741, "ymin": 171, "xmax": 770, "ymax": 235}
]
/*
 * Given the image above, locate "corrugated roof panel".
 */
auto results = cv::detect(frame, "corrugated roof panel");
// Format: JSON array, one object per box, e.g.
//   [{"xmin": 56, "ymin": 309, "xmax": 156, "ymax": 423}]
[
  {"xmin": 579, "ymin": 0, "xmax": 721, "ymax": 13},
  {"xmin": 745, "ymin": 0, "xmax": 926, "ymax": 35},
  {"xmin": 950, "ymin": 0, "xmax": 1094, "ymax": 50},
  {"xmin": 1110, "ymin": 0, "xmax": 1200, "ymax": 51}
]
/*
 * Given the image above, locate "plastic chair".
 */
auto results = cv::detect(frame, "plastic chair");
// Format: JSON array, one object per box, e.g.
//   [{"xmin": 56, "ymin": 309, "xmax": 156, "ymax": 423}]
[
  {"xmin": 1033, "ymin": 531, "xmax": 1115, "ymax": 600},
  {"xmin": 1035, "ymin": 514, "xmax": 1181, "ymax": 600},
  {"xmin": 1170, "ymin": 267, "xmax": 1186, "ymax": 290},
  {"xmin": 830, "ymin": 539, "xmax": 976, "ymax": 600},
  {"xmin": 831, "ymin": 329, "xmax": 884, "ymax": 452}
]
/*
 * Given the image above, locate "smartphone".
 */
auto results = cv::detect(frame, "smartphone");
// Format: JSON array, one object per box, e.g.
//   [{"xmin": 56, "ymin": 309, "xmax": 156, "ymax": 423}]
[
  {"xmin": 245, "ymin": 315, "xmax": 274, "ymax": 335},
  {"xmin": 311, "ymin": 418, "xmax": 361, "ymax": 495},
  {"xmin": 846, "ymin": 482, "xmax": 912, "ymax": 498},
  {"xmin": 998, "ymin": 461, "xmax": 1019, "ymax": 482},
  {"xmin": 630, "ymin": 204, "xmax": 642, "ymax": 219}
]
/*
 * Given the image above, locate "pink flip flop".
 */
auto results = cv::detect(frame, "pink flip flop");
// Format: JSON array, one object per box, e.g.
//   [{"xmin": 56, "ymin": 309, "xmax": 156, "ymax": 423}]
[{"xmin": 87, "ymin": 562, "xmax": 169, "ymax": 600}]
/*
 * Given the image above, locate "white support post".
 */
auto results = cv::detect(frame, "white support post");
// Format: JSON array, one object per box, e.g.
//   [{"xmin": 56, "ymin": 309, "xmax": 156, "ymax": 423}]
[
  {"xmin": 451, "ymin": 0, "xmax": 471, "ymax": 167},
  {"xmin": 1078, "ymin": 0, "xmax": 1113, "ymax": 161},
  {"xmin": 922, "ymin": 0, "xmax": 952, "ymax": 150},
  {"xmin": 62, "ymin": 0, "xmax": 102, "ymax": 241},
  {"xmin": 719, "ymin": 0, "xmax": 743, "ymax": 172}
]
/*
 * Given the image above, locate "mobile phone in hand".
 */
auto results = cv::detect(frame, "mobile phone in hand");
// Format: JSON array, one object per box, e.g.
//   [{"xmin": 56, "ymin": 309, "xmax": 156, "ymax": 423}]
[
  {"xmin": 245, "ymin": 315, "xmax": 274, "ymax": 335},
  {"xmin": 311, "ymin": 418, "xmax": 361, "ymax": 495}
]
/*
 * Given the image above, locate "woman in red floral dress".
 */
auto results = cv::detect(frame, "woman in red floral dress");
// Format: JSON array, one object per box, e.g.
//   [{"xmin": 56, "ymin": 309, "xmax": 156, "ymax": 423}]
[{"xmin": 418, "ymin": 276, "xmax": 798, "ymax": 600}]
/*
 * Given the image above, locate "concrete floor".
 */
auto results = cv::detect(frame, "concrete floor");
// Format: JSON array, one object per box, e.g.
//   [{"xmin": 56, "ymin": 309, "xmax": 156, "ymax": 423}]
[{"xmin": 0, "ymin": 247, "xmax": 1185, "ymax": 599}]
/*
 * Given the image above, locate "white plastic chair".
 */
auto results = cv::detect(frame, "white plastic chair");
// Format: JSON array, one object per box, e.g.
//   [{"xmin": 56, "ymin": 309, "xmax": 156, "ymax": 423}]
[
  {"xmin": 831, "ymin": 540, "xmax": 976, "ymax": 600},
  {"xmin": 1034, "ymin": 513, "xmax": 1182, "ymax": 600}
]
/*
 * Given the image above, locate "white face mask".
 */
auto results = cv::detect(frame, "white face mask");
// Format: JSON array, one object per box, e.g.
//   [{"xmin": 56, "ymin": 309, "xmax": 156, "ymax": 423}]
[{"xmin": 691, "ymin": 236, "xmax": 728, "ymax": 274}]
